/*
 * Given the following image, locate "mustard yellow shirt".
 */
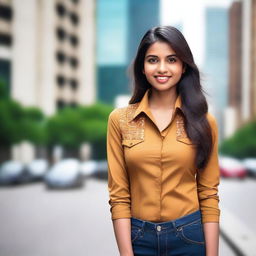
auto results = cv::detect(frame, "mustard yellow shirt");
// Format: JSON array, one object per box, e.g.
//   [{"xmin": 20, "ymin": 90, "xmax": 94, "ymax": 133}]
[{"xmin": 106, "ymin": 88, "xmax": 220, "ymax": 223}]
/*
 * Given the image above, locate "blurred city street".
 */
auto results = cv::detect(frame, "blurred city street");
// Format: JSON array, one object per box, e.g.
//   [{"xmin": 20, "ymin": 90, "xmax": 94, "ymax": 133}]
[{"xmin": 1, "ymin": 176, "xmax": 255, "ymax": 256}]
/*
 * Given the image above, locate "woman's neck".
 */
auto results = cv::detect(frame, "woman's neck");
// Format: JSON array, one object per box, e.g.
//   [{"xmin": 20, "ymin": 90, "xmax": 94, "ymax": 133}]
[{"xmin": 148, "ymin": 87, "xmax": 178, "ymax": 110}]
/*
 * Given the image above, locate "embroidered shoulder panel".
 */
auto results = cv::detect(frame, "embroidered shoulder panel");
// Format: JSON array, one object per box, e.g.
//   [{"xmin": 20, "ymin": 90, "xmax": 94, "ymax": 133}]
[
  {"xmin": 176, "ymin": 114, "xmax": 188, "ymax": 139},
  {"xmin": 118, "ymin": 103, "xmax": 145, "ymax": 140}
]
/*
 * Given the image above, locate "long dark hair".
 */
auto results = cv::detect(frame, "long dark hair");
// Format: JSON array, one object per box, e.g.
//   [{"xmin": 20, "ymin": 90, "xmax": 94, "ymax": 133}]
[{"xmin": 128, "ymin": 25, "xmax": 213, "ymax": 171}]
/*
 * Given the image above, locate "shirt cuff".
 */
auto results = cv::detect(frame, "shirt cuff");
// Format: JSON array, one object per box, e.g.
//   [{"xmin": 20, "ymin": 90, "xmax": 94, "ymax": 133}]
[
  {"xmin": 201, "ymin": 214, "xmax": 220, "ymax": 223},
  {"xmin": 110, "ymin": 204, "xmax": 132, "ymax": 220}
]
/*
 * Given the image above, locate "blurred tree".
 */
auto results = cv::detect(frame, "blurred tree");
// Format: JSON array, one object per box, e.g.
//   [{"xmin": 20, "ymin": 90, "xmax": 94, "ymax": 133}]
[
  {"xmin": 21, "ymin": 107, "xmax": 47, "ymax": 145},
  {"xmin": 219, "ymin": 118, "xmax": 256, "ymax": 158},
  {"xmin": 47, "ymin": 103, "xmax": 113, "ymax": 159},
  {"xmin": 0, "ymin": 99, "xmax": 24, "ymax": 146},
  {"xmin": 0, "ymin": 78, "xmax": 9, "ymax": 99},
  {"xmin": 0, "ymin": 79, "xmax": 47, "ymax": 162},
  {"xmin": 1, "ymin": 78, "xmax": 114, "ymax": 161}
]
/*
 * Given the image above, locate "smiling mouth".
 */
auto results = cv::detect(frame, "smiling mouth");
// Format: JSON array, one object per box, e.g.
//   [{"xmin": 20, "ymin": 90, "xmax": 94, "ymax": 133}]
[{"xmin": 154, "ymin": 76, "xmax": 171, "ymax": 83}]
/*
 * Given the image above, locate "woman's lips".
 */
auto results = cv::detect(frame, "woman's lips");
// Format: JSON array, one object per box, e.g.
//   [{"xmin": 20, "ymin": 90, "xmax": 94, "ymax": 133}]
[{"xmin": 154, "ymin": 76, "xmax": 171, "ymax": 83}]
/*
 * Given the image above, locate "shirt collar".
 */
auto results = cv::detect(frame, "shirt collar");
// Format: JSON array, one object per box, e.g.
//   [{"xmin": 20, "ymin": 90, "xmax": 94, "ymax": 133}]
[{"xmin": 128, "ymin": 88, "xmax": 184, "ymax": 122}]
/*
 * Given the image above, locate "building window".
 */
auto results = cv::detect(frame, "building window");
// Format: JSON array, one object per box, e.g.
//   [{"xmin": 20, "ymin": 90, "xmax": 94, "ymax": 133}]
[
  {"xmin": 56, "ymin": 27, "xmax": 66, "ymax": 41},
  {"xmin": 69, "ymin": 12, "xmax": 79, "ymax": 26},
  {"xmin": 56, "ymin": 3, "xmax": 66, "ymax": 17},
  {"xmin": 56, "ymin": 51, "xmax": 66, "ymax": 64},
  {"xmin": 69, "ymin": 79, "xmax": 78, "ymax": 90},
  {"xmin": 69, "ymin": 57, "xmax": 78, "ymax": 68},
  {"xmin": 70, "ymin": 102, "xmax": 77, "ymax": 108},
  {"xmin": 70, "ymin": 0, "xmax": 79, "ymax": 4},
  {"xmin": 69, "ymin": 34, "xmax": 79, "ymax": 47},
  {"xmin": 0, "ymin": 5, "xmax": 13, "ymax": 21},
  {"xmin": 0, "ymin": 33, "xmax": 12, "ymax": 46},
  {"xmin": 0, "ymin": 59, "xmax": 11, "ymax": 96},
  {"xmin": 56, "ymin": 75, "xmax": 66, "ymax": 87},
  {"xmin": 57, "ymin": 99, "xmax": 66, "ymax": 110}
]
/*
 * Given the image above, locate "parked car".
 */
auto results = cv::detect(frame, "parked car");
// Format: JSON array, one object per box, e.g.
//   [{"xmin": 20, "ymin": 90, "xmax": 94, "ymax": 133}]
[
  {"xmin": 79, "ymin": 160, "xmax": 98, "ymax": 178},
  {"xmin": 242, "ymin": 158, "xmax": 256, "ymax": 177},
  {"xmin": 44, "ymin": 159, "xmax": 83, "ymax": 189},
  {"xmin": 0, "ymin": 161, "xmax": 29, "ymax": 185},
  {"xmin": 93, "ymin": 160, "xmax": 108, "ymax": 180},
  {"xmin": 219, "ymin": 156, "xmax": 247, "ymax": 178},
  {"xmin": 26, "ymin": 159, "xmax": 49, "ymax": 181}
]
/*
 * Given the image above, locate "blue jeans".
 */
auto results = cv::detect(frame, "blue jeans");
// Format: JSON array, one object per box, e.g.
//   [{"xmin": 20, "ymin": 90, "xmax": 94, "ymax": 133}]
[{"xmin": 131, "ymin": 209, "xmax": 206, "ymax": 256}]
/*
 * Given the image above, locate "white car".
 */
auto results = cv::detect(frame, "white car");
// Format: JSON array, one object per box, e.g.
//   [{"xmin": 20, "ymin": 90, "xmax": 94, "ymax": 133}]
[
  {"xmin": 94, "ymin": 160, "xmax": 108, "ymax": 179},
  {"xmin": 26, "ymin": 159, "xmax": 48, "ymax": 180},
  {"xmin": 79, "ymin": 160, "xmax": 98, "ymax": 177},
  {"xmin": 242, "ymin": 158, "xmax": 256, "ymax": 177},
  {"xmin": 0, "ymin": 161, "xmax": 27, "ymax": 185},
  {"xmin": 44, "ymin": 159, "xmax": 83, "ymax": 188}
]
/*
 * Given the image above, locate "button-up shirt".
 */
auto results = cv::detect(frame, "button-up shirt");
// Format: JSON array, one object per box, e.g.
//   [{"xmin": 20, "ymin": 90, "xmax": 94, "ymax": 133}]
[{"xmin": 106, "ymin": 88, "xmax": 220, "ymax": 223}]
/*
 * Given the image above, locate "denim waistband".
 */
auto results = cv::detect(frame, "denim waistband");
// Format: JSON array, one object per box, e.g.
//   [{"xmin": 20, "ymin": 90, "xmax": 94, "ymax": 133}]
[{"xmin": 131, "ymin": 209, "xmax": 202, "ymax": 232}]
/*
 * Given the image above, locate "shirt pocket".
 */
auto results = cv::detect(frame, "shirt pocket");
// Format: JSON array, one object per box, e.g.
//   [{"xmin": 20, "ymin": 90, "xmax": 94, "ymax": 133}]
[{"xmin": 122, "ymin": 139, "xmax": 144, "ymax": 148}]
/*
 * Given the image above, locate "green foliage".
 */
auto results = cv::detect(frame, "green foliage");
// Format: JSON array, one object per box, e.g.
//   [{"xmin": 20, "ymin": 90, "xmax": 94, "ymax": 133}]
[
  {"xmin": 0, "ymin": 77, "xmax": 115, "ymax": 159},
  {"xmin": 0, "ymin": 78, "xmax": 9, "ymax": 99},
  {"xmin": 20, "ymin": 107, "xmax": 47, "ymax": 145},
  {"xmin": 47, "ymin": 107, "xmax": 84, "ymax": 148},
  {"xmin": 219, "ymin": 118, "xmax": 256, "ymax": 158},
  {"xmin": 0, "ymin": 79, "xmax": 47, "ymax": 146},
  {"xmin": 0, "ymin": 99, "xmax": 24, "ymax": 145},
  {"xmin": 47, "ymin": 103, "xmax": 113, "ymax": 149}
]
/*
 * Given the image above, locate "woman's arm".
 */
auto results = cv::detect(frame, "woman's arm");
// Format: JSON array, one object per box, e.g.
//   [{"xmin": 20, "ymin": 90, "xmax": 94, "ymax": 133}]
[
  {"xmin": 106, "ymin": 108, "xmax": 133, "ymax": 255},
  {"xmin": 196, "ymin": 113, "xmax": 221, "ymax": 255},
  {"xmin": 113, "ymin": 219, "xmax": 134, "ymax": 256},
  {"xmin": 203, "ymin": 222, "xmax": 220, "ymax": 256}
]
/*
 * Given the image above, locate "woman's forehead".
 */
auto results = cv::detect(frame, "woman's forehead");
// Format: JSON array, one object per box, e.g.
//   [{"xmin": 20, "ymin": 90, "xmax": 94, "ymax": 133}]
[{"xmin": 146, "ymin": 41, "xmax": 176, "ymax": 56}]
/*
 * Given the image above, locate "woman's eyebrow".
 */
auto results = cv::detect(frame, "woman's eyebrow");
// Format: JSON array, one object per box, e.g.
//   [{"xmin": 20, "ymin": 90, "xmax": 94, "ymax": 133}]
[{"xmin": 145, "ymin": 54, "xmax": 177, "ymax": 59}]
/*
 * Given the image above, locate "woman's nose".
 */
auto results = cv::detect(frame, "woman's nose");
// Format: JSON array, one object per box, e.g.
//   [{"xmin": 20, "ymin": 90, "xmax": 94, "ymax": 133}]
[{"xmin": 158, "ymin": 61, "xmax": 168, "ymax": 73}]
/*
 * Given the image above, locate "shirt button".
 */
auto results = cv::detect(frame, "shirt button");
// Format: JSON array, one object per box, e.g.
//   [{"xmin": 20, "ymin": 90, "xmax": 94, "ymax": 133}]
[
  {"xmin": 157, "ymin": 225, "xmax": 161, "ymax": 231},
  {"xmin": 129, "ymin": 142, "xmax": 133, "ymax": 145}
]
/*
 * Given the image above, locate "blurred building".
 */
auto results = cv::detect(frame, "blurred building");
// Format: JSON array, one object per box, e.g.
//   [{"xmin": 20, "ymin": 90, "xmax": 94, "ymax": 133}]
[
  {"xmin": 227, "ymin": 0, "xmax": 242, "ymax": 135},
  {"xmin": 0, "ymin": 0, "xmax": 12, "ymax": 89},
  {"xmin": 251, "ymin": 0, "xmax": 256, "ymax": 118},
  {"xmin": 96, "ymin": 0, "xmax": 129, "ymax": 104},
  {"xmin": 0, "ymin": 0, "xmax": 96, "ymax": 163},
  {"xmin": 228, "ymin": 0, "xmax": 242, "ymax": 118},
  {"xmin": 97, "ymin": 0, "xmax": 159, "ymax": 105},
  {"xmin": 203, "ymin": 6, "xmax": 229, "ymax": 140},
  {"xmin": 227, "ymin": 0, "xmax": 256, "ymax": 137},
  {"xmin": 127, "ymin": 0, "xmax": 160, "ymax": 65},
  {"xmin": 0, "ymin": 0, "xmax": 96, "ymax": 116},
  {"xmin": 241, "ymin": 0, "xmax": 252, "ymax": 123}
]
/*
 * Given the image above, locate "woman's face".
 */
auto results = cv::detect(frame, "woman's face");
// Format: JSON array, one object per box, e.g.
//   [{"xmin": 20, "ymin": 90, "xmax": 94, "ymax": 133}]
[{"xmin": 143, "ymin": 41, "xmax": 185, "ymax": 92}]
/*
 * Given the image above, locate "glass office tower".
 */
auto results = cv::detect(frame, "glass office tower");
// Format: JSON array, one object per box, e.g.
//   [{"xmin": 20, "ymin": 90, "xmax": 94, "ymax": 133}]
[{"xmin": 97, "ymin": 0, "xmax": 159, "ymax": 104}]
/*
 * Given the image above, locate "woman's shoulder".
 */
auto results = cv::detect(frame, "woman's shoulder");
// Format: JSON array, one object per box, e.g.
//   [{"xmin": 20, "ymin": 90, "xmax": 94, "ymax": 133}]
[
  {"xmin": 205, "ymin": 112, "xmax": 218, "ymax": 128},
  {"xmin": 108, "ymin": 103, "xmax": 140, "ymax": 122}
]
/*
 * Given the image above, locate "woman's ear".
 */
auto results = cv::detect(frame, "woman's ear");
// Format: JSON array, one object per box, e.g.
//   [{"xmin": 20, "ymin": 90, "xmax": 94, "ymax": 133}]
[{"xmin": 142, "ymin": 69, "xmax": 145, "ymax": 74}]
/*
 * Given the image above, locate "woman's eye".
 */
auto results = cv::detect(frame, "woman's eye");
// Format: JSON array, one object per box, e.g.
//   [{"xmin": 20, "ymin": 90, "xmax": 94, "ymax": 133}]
[
  {"xmin": 168, "ymin": 57, "xmax": 176, "ymax": 63},
  {"xmin": 148, "ymin": 58, "xmax": 157, "ymax": 63}
]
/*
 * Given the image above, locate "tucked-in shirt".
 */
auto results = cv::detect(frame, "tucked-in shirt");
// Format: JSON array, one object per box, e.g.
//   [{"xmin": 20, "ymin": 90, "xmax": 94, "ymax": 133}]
[{"xmin": 106, "ymin": 88, "xmax": 220, "ymax": 224}]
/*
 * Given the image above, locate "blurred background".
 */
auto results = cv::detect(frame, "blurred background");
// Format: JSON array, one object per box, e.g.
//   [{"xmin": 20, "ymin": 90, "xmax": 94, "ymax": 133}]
[{"xmin": 0, "ymin": 0, "xmax": 256, "ymax": 255}]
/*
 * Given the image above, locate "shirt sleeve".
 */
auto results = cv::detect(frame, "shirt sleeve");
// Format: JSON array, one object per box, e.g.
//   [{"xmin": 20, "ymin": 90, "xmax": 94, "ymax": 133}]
[
  {"xmin": 196, "ymin": 113, "xmax": 221, "ymax": 223},
  {"xmin": 106, "ymin": 108, "xmax": 132, "ymax": 220}
]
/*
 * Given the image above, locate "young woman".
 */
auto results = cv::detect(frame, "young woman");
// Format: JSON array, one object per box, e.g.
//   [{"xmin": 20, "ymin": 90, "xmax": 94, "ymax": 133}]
[{"xmin": 106, "ymin": 26, "xmax": 220, "ymax": 256}]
